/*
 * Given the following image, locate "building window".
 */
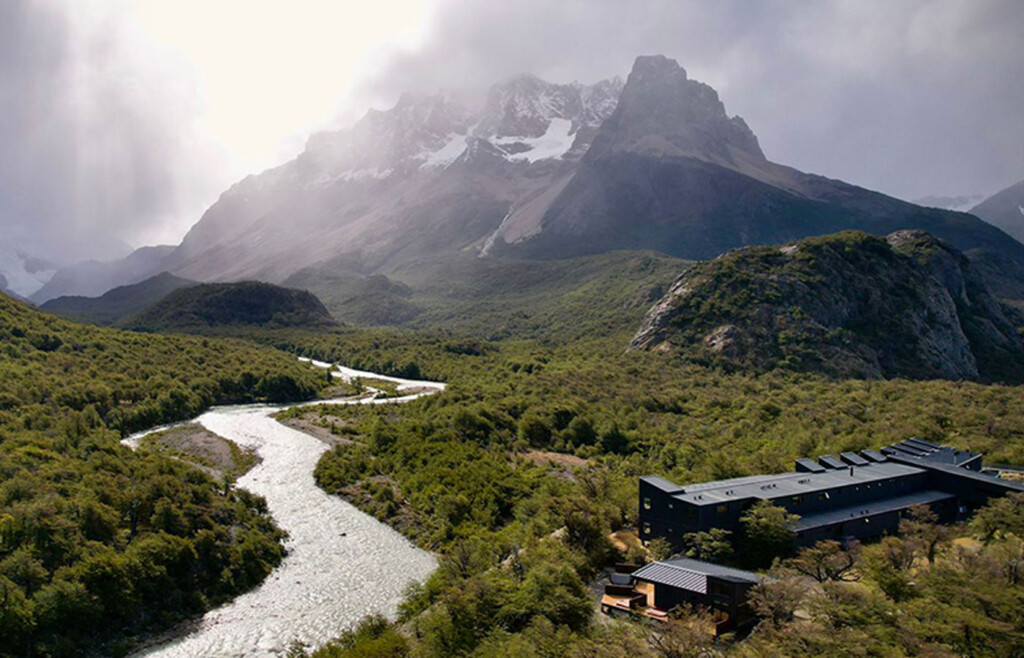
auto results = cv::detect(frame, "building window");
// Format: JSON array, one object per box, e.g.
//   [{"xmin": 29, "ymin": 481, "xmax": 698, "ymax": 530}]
[
  {"xmin": 643, "ymin": 497, "xmax": 651, "ymax": 510},
  {"xmin": 791, "ymin": 495, "xmax": 802, "ymax": 507},
  {"xmin": 643, "ymin": 523, "xmax": 651, "ymax": 535},
  {"xmin": 716, "ymin": 505, "xmax": 728, "ymax": 514}
]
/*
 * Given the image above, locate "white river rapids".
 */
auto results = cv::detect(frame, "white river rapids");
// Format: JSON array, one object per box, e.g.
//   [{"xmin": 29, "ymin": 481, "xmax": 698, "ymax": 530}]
[{"xmin": 125, "ymin": 361, "xmax": 441, "ymax": 657}]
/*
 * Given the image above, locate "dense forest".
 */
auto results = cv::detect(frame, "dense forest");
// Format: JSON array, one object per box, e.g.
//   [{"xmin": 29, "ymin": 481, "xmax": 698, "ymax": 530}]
[
  {"xmin": 5, "ymin": 279, "xmax": 1024, "ymax": 656},
  {"xmin": 0, "ymin": 294, "xmax": 328, "ymax": 656},
  {"xmin": 266, "ymin": 324, "xmax": 1024, "ymax": 656}
]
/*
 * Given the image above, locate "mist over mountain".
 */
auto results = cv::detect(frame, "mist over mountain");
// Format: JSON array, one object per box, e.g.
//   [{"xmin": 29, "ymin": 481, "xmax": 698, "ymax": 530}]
[
  {"xmin": 31, "ymin": 245, "xmax": 176, "ymax": 303},
  {"xmin": 127, "ymin": 55, "xmax": 1024, "ymax": 306},
  {"xmin": 970, "ymin": 180, "xmax": 1024, "ymax": 244},
  {"xmin": 913, "ymin": 194, "xmax": 986, "ymax": 213}
]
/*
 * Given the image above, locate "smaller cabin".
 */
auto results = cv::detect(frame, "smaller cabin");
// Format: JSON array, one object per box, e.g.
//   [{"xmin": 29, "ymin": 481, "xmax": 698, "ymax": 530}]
[{"xmin": 601, "ymin": 558, "xmax": 761, "ymax": 634}]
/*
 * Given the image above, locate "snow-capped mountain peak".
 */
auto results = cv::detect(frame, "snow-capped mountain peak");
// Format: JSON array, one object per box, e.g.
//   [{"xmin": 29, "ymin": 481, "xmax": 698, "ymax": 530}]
[{"xmin": 299, "ymin": 74, "xmax": 624, "ymax": 182}]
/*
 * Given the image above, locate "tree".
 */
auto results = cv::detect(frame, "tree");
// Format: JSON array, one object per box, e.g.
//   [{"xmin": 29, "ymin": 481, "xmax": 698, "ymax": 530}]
[
  {"xmin": 643, "ymin": 605, "xmax": 718, "ymax": 658},
  {"xmin": 0, "ymin": 576, "xmax": 33, "ymax": 656},
  {"xmin": 600, "ymin": 424, "xmax": 632, "ymax": 455},
  {"xmin": 518, "ymin": 414, "xmax": 551, "ymax": 448},
  {"xmin": 971, "ymin": 493, "xmax": 1024, "ymax": 544},
  {"xmin": 647, "ymin": 537, "xmax": 673, "ymax": 562},
  {"xmin": 749, "ymin": 571, "xmax": 808, "ymax": 627},
  {"xmin": 740, "ymin": 501, "xmax": 798, "ymax": 567},
  {"xmin": 497, "ymin": 563, "xmax": 593, "ymax": 633},
  {"xmin": 899, "ymin": 504, "xmax": 949, "ymax": 564},
  {"xmin": 989, "ymin": 535, "xmax": 1024, "ymax": 585},
  {"xmin": 565, "ymin": 416, "xmax": 597, "ymax": 447},
  {"xmin": 683, "ymin": 528, "xmax": 734, "ymax": 562},
  {"xmin": 785, "ymin": 540, "xmax": 858, "ymax": 582},
  {"xmin": 861, "ymin": 537, "xmax": 917, "ymax": 601}
]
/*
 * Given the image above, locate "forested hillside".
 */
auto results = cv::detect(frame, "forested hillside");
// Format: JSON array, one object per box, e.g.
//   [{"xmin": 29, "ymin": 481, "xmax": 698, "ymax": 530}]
[
  {"xmin": 0, "ymin": 293, "xmax": 328, "ymax": 655},
  {"xmin": 126, "ymin": 281, "xmax": 336, "ymax": 332},
  {"xmin": 268, "ymin": 326, "xmax": 1024, "ymax": 656}
]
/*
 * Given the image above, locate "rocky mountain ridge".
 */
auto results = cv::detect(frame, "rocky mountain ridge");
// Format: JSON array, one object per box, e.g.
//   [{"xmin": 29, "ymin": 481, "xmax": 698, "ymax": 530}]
[
  {"xmin": 630, "ymin": 230, "xmax": 1024, "ymax": 382},
  {"xmin": 43, "ymin": 55, "xmax": 1024, "ymax": 311}
]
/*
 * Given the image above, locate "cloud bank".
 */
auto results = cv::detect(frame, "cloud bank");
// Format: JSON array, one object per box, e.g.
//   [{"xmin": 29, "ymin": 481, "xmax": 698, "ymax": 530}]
[
  {"xmin": 2, "ymin": 0, "xmax": 1022, "ymax": 255},
  {"xmin": 349, "ymin": 0, "xmax": 1024, "ymax": 202},
  {"xmin": 0, "ymin": 0, "xmax": 227, "ymax": 252}
]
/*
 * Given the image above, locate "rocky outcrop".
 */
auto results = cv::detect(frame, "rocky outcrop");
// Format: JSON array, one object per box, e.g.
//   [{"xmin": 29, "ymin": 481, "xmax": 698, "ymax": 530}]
[{"xmin": 630, "ymin": 231, "xmax": 1024, "ymax": 382}]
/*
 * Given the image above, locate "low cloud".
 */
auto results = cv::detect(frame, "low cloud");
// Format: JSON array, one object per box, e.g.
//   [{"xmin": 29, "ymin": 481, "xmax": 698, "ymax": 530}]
[
  {"xmin": 3, "ymin": 0, "xmax": 1022, "ymax": 255},
  {"xmin": 0, "ymin": 0, "xmax": 228, "ymax": 252},
  {"xmin": 349, "ymin": 0, "xmax": 1024, "ymax": 201}
]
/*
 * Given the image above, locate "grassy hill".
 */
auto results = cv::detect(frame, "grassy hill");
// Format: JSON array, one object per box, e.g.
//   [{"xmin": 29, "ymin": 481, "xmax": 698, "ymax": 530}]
[
  {"xmin": 40, "ymin": 271, "xmax": 197, "ymax": 326},
  {"xmin": 0, "ymin": 292, "xmax": 328, "ymax": 655},
  {"xmin": 126, "ymin": 281, "xmax": 336, "ymax": 332}
]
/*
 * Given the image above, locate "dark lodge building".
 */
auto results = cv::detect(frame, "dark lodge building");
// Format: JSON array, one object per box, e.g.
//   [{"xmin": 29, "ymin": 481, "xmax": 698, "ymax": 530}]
[{"xmin": 639, "ymin": 439, "xmax": 1024, "ymax": 548}]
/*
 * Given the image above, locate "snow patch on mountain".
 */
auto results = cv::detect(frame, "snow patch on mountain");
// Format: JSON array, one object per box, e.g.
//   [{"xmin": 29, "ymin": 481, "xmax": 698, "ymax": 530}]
[
  {"xmin": 493, "ymin": 119, "xmax": 576, "ymax": 163},
  {"xmin": 419, "ymin": 133, "xmax": 470, "ymax": 169}
]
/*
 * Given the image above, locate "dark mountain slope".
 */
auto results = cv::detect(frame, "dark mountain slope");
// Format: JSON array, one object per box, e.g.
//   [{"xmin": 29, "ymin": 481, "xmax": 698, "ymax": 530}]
[
  {"xmin": 41, "ymin": 271, "xmax": 197, "ymax": 326},
  {"xmin": 630, "ymin": 230, "xmax": 1024, "ymax": 382},
  {"xmin": 80, "ymin": 55, "xmax": 1024, "ymax": 310},
  {"xmin": 970, "ymin": 179, "xmax": 1024, "ymax": 244},
  {"xmin": 126, "ymin": 281, "xmax": 336, "ymax": 331},
  {"xmin": 282, "ymin": 266, "xmax": 421, "ymax": 326},
  {"xmin": 507, "ymin": 56, "xmax": 1024, "ymax": 299}
]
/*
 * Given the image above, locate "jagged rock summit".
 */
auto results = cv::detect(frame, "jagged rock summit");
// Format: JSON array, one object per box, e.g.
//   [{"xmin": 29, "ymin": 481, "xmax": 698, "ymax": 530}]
[
  {"xmin": 69, "ymin": 55, "xmax": 1024, "ymax": 307},
  {"xmin": 630, "ymin": 230, "xmax": 1024, "ymax": 382}
]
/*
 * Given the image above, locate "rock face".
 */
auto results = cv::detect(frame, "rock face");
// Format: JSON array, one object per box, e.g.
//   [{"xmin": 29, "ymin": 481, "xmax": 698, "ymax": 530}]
[
  {"xmin": 160, "ymin": 74, "xmax": 625, "ymax": 282},
  {"xmin": 630, "ymin": 231, "xmax": 1024, "ymax": 382},
  {"xmin": 970, "ymin": 180, "xmax": 1024, "ymax": 244},
  {"xmin": 89, "ymin": 55, "xmax": 1024, "ymax": 304},
  {"xmin": 507, "ymin": 58, "xmax": 1024, "ymax": 301}
]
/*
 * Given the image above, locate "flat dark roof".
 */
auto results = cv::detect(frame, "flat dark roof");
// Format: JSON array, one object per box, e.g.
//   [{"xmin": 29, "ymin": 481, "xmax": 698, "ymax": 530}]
[
  {"xmin": 886, "ymin": 455, "xmax": 1024, "ymax": 491},
  {"xmin": 793, "ymin": 489, "xmax": 955, "ymax": 532},
  {"xmin": 665, "ymin": 461, "xmax": 924, "ymax": 507}
]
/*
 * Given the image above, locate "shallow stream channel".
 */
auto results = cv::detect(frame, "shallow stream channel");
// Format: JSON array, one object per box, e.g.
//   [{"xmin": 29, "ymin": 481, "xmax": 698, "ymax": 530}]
[{"xmin": 124, "ymin": 360, "xmax": 442, "ymax": 657}]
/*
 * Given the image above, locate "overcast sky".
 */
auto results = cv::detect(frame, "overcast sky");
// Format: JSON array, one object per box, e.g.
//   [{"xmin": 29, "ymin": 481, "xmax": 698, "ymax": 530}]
[{"xmin": 3, "ymin": 0, "xmax": 1022, "ymax": 250}]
